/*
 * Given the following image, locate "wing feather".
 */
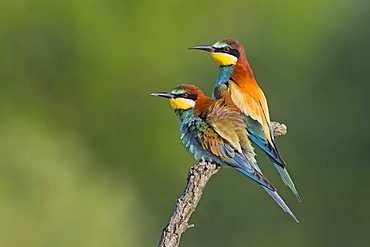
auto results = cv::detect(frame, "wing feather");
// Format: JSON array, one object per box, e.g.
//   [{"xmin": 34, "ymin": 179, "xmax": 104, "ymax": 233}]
[
  {"xmin": 229, "ymin": 81, "xmax": 272, "ymax": 142},
  {"xmin": 224, "ymin": 80, "xmax": 301, "ymax": 201},
  {"xmin": 195, "ymin": 99, "xmax": 275, "ymax": 191}
]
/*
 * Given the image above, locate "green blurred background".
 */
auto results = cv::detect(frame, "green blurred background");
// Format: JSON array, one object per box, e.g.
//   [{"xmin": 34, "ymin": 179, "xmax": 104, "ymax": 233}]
[{"xmin": 1, "ymin": 0, "xmax": 369, "ymax": 246}]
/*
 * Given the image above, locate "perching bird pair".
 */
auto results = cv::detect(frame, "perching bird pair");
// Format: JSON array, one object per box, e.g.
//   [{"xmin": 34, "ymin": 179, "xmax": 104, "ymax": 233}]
[{"xmin": 151, "ymin": 39, "xmax": 301, "ymax": 222}]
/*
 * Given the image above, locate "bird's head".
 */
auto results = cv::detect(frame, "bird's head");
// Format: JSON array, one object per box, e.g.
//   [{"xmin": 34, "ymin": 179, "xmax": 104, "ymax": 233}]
[
  {"xmin": 150, "ymin": 84, "xmax": 204, "ymax": 110},
  {"xmin": 189, "ymin": 39, "xmax": 244, "ymax": 66}
]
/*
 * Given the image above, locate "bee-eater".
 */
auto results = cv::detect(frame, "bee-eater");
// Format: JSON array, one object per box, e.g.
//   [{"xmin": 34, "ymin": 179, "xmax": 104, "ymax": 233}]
[
  {"xmin": 151, "ymin": 84, "xmax": 298, "ymax": 222},
  {"xmin": 189, "ymin": 39, "xmax": 301, "ymax": 202}
]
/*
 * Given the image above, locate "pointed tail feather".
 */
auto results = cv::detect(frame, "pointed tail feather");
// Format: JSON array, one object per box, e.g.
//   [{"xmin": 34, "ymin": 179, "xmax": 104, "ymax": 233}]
[
  {"xmin": 231, "ymin": 153, "xmax": 276, "ymax": 192},
  {"xmin": 234, "ymin": 167, "xmax": 275, "ymax": 192},
  {"xmin": 262, "ymin": 186, "xmax": 299, "ymax": 223},
  {"xmin": 247, "ymin": 160, "xmax": 299, "ymax": 222},
  {"xmin": 245, "ymin": 117, "xmax": 301, "ymax": 201},
  {"xmin": 272, "ymin": 160, "xmax": 302, "ymax": 202}
]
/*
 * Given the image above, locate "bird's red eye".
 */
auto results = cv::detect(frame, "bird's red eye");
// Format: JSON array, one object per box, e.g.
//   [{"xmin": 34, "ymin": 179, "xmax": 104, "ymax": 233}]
[
  {"xmin": 223, "ymin": 47, "xmax": 230, "ymax": 52},
  {"xmin": 181, "ymin": 93, "xmax": 188, "ymax": 98}
]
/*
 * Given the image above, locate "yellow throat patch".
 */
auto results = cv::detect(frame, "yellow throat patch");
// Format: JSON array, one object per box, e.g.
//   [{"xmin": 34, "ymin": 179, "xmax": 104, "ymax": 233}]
[
  {"xmin": 211, "ymin": 52, "xmax": 237, "ymax": 66},
  {"xmin": 169, "ymin": 98, "xmax": 195, "ymax": 110}
]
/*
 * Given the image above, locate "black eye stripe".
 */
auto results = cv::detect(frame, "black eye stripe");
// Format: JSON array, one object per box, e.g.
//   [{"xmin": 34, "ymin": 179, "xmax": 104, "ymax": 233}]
[
  {"xmin": 174, "ymin": 93, "xmax": 198, "ymax": 100},
  {"xmin": 187, "ymin": 94, "xmax": 197, "ymax": 100},
  {"xmin": 229, "ymin": 49, "xmax": 240, "ymax": 58},
  {"xmin": 214, "ymin": 47, "xmax": 225, "ymax": 53},
  {"xmin": 214, "ymin": 47, "xmax": 240, "ymax": 58}
]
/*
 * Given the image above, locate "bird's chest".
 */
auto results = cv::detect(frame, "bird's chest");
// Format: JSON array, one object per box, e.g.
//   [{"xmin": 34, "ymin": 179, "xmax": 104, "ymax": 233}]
[
  {"xmin": 176, "ymin": 112, "xmax": 216, "ymax": 161},
  {"xmin": 180, "ymin": 116, "xmax": 210, "ymax": 141}
]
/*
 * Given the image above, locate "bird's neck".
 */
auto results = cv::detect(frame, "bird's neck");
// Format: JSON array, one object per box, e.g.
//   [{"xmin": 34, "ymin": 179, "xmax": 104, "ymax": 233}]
[
  {"xmin": 232, "ymin": 56, "xmax": 256, "ymax": 84},
  {"xmin": 213, "ymin": 57, "xmax": 258, "ymax": 99},
  {"xmin": 216, "ymin": 65, "xmax": 235, "ymax": 85},
  {"xmin": 213, "ymin": 65, "xmax": 235, "ymax": 99},
  {"xmin": 175, "ymin": 108, "xmax": 196, "ymax": 123}
]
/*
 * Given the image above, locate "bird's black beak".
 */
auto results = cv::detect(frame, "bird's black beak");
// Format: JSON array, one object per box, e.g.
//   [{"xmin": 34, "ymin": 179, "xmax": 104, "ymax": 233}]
[
  {"xmin": 150, "ymin": 92, "xmax": 174, "ymax": 99},
  {"xmin": 188, "ymin": 45, "xmax": 215, "ymax": 53}
]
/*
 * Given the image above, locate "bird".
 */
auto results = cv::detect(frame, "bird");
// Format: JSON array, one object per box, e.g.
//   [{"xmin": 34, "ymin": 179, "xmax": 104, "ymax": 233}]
[
  {"xmin": 189, "ymin": 39, "xmax": 301, "ymax": 202},
  {"xmin": 150, "ymin": 84, "xmax": 299, "ymax": 222}
]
